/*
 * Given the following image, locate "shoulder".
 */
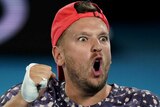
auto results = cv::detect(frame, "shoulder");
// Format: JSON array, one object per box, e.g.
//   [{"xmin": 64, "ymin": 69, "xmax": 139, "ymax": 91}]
[
  {"xmin": 135, "ymin": 89, "xmax": 160, "ymax": 106},
  {"xmin": 110, "ymin": 84, "xmax": 160, "ymax": 106}
]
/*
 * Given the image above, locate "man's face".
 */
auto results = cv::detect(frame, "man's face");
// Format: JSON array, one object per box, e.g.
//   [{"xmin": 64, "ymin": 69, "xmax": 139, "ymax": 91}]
[{"xmin": 60, "ymin": 17, "xmax": 111, "ymax": 94}]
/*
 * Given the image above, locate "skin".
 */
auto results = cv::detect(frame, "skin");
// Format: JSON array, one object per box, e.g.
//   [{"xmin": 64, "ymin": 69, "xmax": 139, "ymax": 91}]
[
  {"xmin": 53, "ymin": 17, "xmax": 112, "ymax": 106},
  {"xmin": 4, "ymin": 17, "xmax": 112, "ymax": 107}
]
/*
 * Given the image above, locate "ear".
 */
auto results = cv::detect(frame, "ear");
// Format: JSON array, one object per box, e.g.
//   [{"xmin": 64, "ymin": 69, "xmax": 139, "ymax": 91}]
[{"xmin": 52, "ymin": 46, "xmax": 64, "ymax": 66}]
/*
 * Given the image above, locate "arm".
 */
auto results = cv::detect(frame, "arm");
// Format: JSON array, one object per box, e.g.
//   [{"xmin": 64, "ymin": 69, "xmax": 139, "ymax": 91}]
[
  {"xmin": 1, "ymin": 63, "xmax": 55, "ymax": 106},
  {"xmin": 3, "ymin": 92, "xmax": 28, "ymax": 107}
]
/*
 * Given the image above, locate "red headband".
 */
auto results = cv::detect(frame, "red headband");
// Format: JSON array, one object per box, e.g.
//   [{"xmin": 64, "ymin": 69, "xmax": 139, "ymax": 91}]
[{"xmin": 51, "ymin": 1, "xmax": 110, "ymax": 81}]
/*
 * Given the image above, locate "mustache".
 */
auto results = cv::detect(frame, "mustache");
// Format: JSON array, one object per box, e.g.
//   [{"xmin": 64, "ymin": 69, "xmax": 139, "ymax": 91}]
[{"xmin": 90, "ymin": 52, "xmax": 103, "ymax": 61}]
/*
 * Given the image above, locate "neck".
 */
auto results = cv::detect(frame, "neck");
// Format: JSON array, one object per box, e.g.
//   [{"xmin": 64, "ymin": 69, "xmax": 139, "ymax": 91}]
[{"xmin": 65, "ymin": 81, "xmax": 111, "ymax": 106}]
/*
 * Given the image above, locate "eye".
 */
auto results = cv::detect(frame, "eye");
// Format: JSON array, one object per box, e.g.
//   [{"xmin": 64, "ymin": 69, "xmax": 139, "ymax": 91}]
[
  {"xmin": 99, "ymin": 36, "xmax": 108, "ymax": 42},
  {"xmin": 78, "ymin": 36, "xmax": 88, "ymax": 42}
]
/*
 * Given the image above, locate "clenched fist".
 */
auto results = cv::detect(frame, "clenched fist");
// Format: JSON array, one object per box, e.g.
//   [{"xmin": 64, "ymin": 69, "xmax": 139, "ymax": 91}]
[
  {"xmin": 21, "ymin": 63, "xmax": 56, "ymax": 102},
  {"xmin": 30, "ymin": 64, "xmax": 55, "ymax": 85}
]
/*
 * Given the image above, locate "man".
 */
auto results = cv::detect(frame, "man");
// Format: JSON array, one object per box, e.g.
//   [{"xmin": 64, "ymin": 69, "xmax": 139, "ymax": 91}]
[{"xmin": 0, "ymin": 1, "xmax": 160, "ymax": 107}]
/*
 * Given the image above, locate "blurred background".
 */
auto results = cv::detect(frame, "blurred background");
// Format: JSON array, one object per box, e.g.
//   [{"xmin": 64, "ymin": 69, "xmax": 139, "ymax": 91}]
[{"xmin": 0, "ymin": 0, "xmax": 160, "ymax": 96}]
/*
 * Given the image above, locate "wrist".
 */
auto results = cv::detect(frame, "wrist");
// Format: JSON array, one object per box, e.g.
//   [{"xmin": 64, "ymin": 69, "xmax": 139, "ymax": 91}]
[{"xmin": 17, "ymin": 92, "xmax": 29, "ymax": 105}]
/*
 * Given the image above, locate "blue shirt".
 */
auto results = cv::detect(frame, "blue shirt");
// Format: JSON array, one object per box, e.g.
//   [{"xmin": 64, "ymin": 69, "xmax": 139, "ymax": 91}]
[{"xmin": 0, "ymin": 78, "xmax": 160, "ymax": 107}]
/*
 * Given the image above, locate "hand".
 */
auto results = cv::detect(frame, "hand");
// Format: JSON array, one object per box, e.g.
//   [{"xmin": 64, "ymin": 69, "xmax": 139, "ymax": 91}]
[
  {"xmin": 21, "ymin": 63, "xmax": 56, "ymax": 102},
  {"xmin": 30, "ymin": 64, "xmax": 56, "ymax": 85}
]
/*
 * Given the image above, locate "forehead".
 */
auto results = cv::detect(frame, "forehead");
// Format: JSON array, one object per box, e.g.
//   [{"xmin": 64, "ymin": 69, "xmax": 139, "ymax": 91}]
[{"xmin": 65, "ymin": 17, "xmax": 109, "ymax": 34}]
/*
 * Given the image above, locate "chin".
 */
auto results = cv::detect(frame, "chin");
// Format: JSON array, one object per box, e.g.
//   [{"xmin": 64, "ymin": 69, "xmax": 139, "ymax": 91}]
[{"xmin": 85, "ymin": 77, "xmax": 107, "ymax": 93}]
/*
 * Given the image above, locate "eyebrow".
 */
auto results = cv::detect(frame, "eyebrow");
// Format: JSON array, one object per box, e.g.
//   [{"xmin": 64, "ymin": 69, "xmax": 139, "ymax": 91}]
[
  {"xmin": 75, "ymin": 31, "xmax": 109, "ymax": 37},
  {"xmin": 79, "ymin": 32, "xmax": 90, "ymax": 36},
  {"xmin": 73, "ymin": 32, "xmax": 89, "ymax": 38},
  {"xmin": 99, "ymin": 32, "xmax": 109, "ymax": 36}
]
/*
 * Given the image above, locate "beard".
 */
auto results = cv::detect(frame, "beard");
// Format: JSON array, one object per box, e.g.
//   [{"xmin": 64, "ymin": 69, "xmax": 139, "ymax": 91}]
[
  {"xmin": 64, "ymin": 55, "xmax": 109, "ymax": 96},
  {"xmin": 74, "ymin": 74, "xmax": 108, "ymax": 96}
]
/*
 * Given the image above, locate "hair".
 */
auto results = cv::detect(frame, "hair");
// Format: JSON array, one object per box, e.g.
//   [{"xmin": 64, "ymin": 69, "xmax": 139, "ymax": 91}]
[
  {"xmin": 56, "ymin": 1, "xmax": 99, "ymax": 46},
  {"xmin": 74, "ymin": 1, "xmax": 99, "ymax": 13}
]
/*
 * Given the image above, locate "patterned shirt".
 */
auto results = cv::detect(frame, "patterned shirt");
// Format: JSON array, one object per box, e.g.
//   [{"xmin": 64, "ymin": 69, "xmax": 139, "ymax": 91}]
[{"xmin": 0, "ymin": 78, "xmax": 160, "ymax": 107}]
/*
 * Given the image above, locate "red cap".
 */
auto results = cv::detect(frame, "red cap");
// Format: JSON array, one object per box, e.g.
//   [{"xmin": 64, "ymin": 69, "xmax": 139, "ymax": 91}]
[{"xmin": 51, "ymin": 1, "xmax": 110, "ymax": 81}]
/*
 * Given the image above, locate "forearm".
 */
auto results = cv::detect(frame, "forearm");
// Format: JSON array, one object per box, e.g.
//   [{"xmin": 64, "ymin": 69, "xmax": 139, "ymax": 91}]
[{"xmin": 3, "ymin": 92, "xmax": 28, "ymax": 107}]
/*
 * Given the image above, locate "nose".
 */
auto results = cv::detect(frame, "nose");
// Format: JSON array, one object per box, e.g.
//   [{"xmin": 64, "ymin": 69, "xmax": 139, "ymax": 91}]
[{"xmin": 91, "ymin": 39, "xmax": 102, "ymax": 52}]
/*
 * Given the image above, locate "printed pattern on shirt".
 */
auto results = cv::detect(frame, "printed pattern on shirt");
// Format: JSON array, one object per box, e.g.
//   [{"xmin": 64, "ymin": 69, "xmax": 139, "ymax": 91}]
[{"xmin": 0, "ymin": 78, "xmax": 160, "ymax": 107}]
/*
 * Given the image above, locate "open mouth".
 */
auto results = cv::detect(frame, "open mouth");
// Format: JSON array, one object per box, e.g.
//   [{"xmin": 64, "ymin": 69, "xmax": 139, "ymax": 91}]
[{"xmin": 93, "ymin": 58, "xmax": 101, "ymax": 71}]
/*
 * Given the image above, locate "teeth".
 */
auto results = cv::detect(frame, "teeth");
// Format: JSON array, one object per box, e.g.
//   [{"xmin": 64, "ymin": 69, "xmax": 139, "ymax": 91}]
[{"xmin": 95, "ymin": 60, "xmax": 99, "ymax": 62}]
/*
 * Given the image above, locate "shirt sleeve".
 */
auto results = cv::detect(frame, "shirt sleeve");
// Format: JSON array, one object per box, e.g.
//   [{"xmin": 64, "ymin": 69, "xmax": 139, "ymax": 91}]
[{"xmin": 0, "ymin": 84, "xmax": 21, "ymax": 106}]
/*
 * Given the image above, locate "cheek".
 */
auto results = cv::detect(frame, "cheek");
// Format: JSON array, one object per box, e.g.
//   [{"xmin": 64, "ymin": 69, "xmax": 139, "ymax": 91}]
[
  {"xmin": 64, "ymin": 48, "xmax": 86, "ymax": 68},
  {"xmin": 69, "ymin": 44, "xmax": 90, "ymax": 58},
  {"xmin": 103, "ymin": 46, "xmax": 111, "ymax": 59}
]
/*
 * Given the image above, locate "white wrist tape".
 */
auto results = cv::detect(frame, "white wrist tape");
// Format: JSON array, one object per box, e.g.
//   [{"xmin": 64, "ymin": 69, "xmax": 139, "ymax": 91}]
[{"xmin": 21, "ymin": 63, "xmax": 48, "ymax": 102}]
